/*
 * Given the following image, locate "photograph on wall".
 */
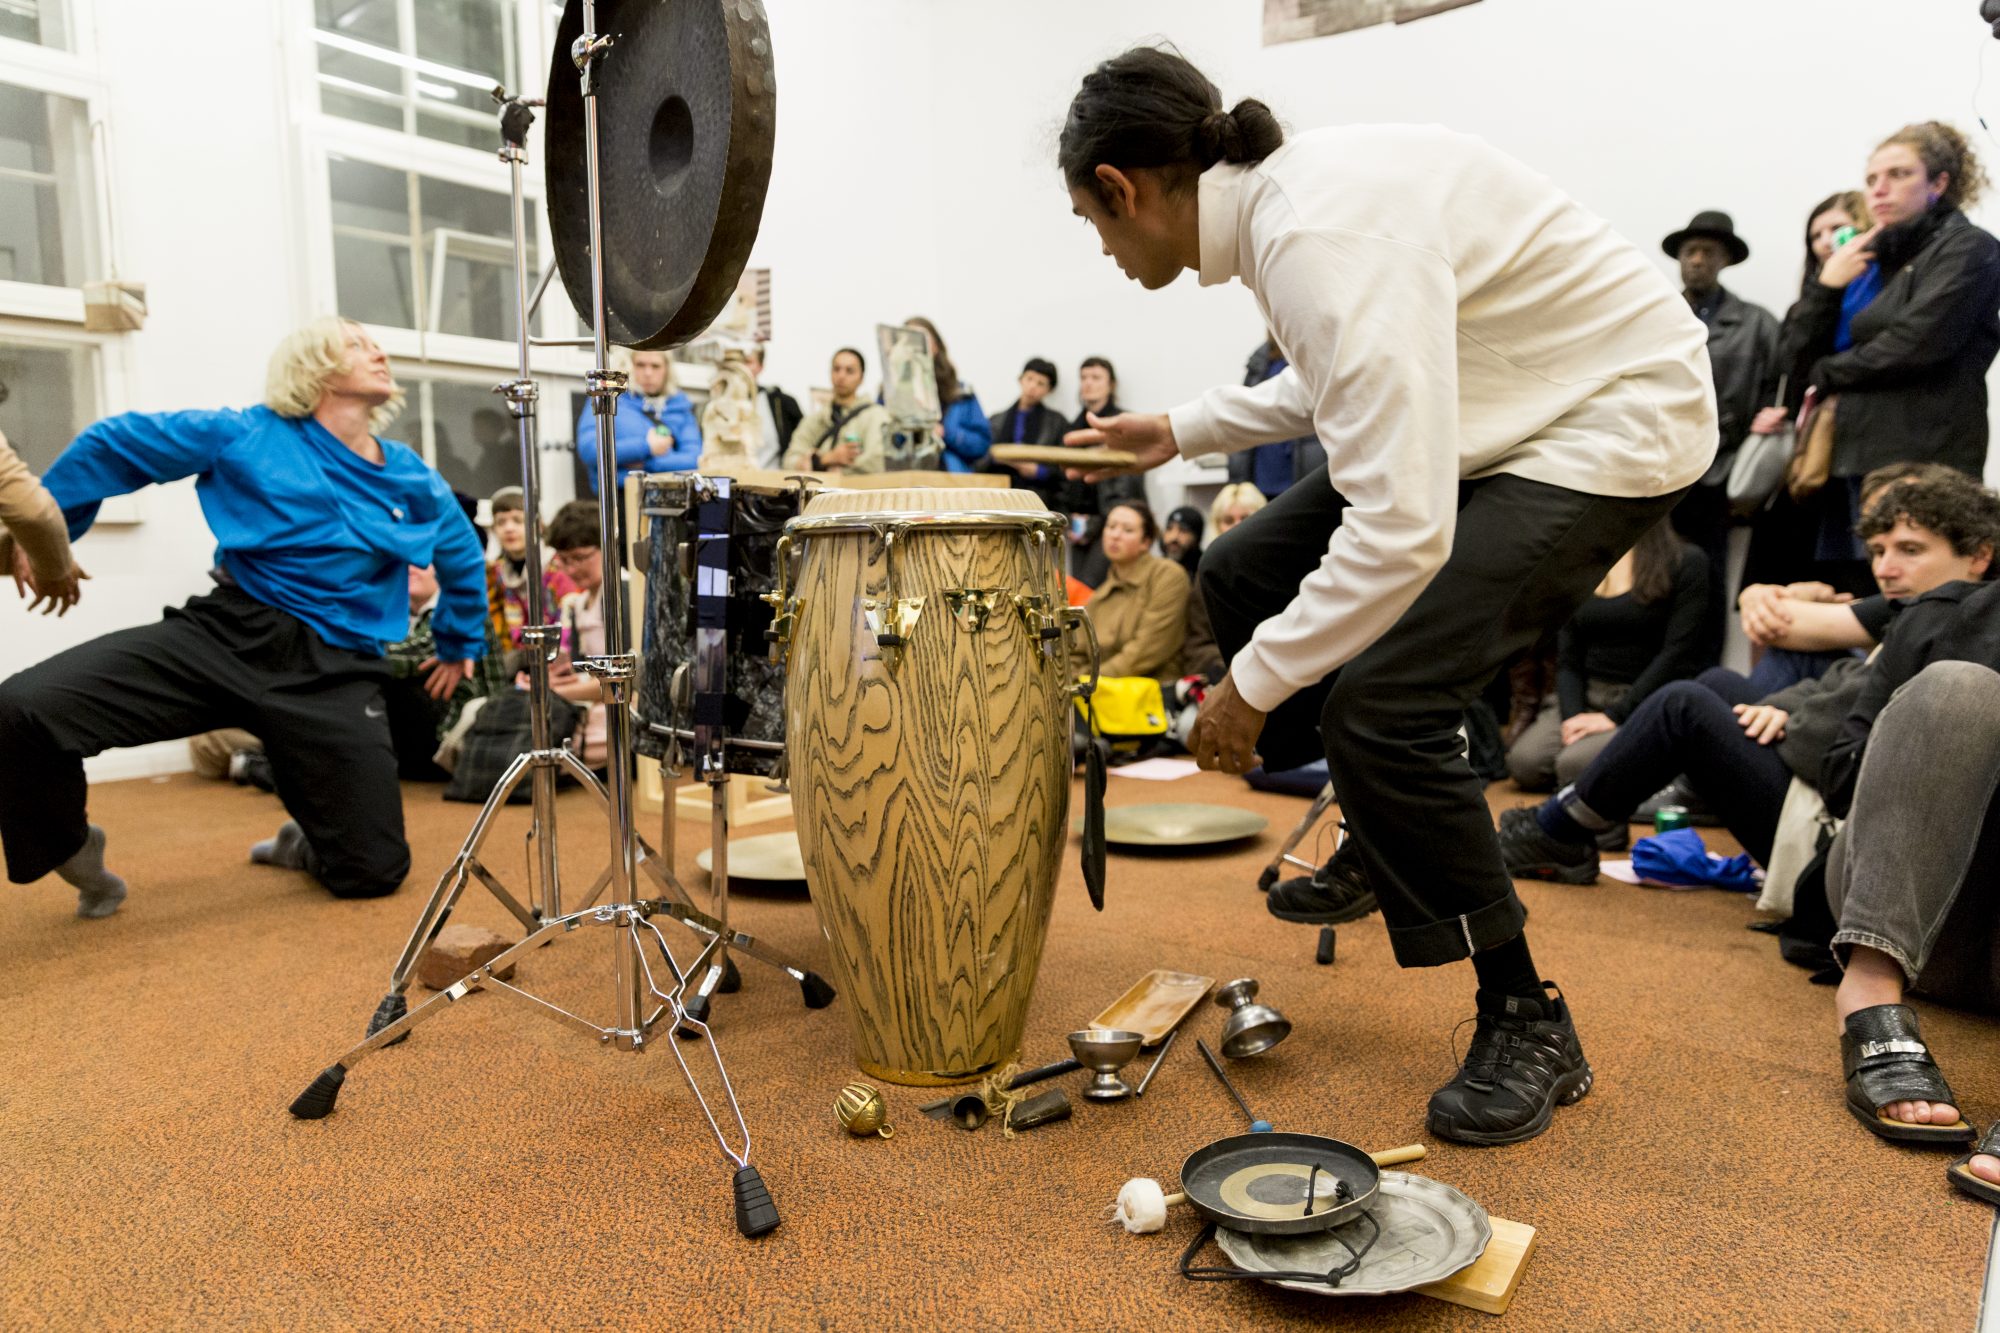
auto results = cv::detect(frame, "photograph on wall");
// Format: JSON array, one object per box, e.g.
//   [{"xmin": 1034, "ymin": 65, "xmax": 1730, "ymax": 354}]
[{"xmin": 1263, "ymin": 0, "xmax": 1482, "ymax": 45}]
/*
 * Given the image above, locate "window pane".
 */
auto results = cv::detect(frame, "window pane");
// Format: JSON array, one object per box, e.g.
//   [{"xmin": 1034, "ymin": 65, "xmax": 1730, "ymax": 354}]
[
  {"xmin": 0, "ymin": 83, "xmax": 95, "ymax": 288},
  {"xmin": 416, "ymin": 377, "xmax": 522, "ymax": 498},
  {"xmin": 329, "ymin": 156, "xmax": 415, "ymax": 327},
  {"xmin": 315, "ymin": 0, "xmax": 516, "ymax": 152},
  {"xmin": 418, "ymin": 175, "xmax": 531, "ymax": 341},
  {"xmin": 0, "ymin": 0, "xmax": 69, "ymax": 49},
  {"xmin": 0, "ymin": 340, "xmax": 94, "ymax": 472}
]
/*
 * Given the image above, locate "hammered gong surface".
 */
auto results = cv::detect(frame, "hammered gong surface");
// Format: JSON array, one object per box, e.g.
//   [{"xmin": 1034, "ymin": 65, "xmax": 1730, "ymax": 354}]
[
  {"xmin": 784, "ymin": 493, "xmax": 1069, "ymax": 1085},
  {"xmin": 546, "ymin": 0, "xmax": 775, "ymax": 348},
  {"xmin": 1179, "ymin": 1132, "xmax": 1379, "ymax": 1236}
]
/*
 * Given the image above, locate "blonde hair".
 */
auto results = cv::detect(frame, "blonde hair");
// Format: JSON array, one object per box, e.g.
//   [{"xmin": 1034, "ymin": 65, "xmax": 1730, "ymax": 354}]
[
  {"xmin": 1208, "ymin": 482, "xmax": 1268, "ymax": 533},
  {"xmin": 611, "ymin": 345, "xmax": 676, "ymax": 392},
  {"xmin": 264, "ymin": 316, "xmax": 405, "ymax": 432},
  {"xmin": 1877, "ymin": 121, "xmax": 1989, "ymax": 211}
]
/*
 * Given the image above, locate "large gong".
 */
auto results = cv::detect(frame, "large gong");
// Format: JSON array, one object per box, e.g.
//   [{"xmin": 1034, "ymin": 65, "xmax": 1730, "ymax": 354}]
[{"xmin": 545, "ymin": 0, "xmax": 775, "ymax": 349}]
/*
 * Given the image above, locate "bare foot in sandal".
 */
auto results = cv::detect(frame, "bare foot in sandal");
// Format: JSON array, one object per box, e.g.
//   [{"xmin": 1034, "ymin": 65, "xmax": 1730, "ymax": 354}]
[
  {"xmin": 1880, "ymin": 1098, "xmax": 1962, "ymax": 1128},
  {"xmin": 1836, "ymin": 952, "xmax": 1974, "ymax": 1145},
  {"xmin": 1971, "ymin": 1153, "xmax": 2000, "ymax": 1185}
]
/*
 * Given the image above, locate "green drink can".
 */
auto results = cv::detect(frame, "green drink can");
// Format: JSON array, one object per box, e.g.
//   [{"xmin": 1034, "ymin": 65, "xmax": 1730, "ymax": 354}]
[{"xmin": 1653, "ymin": 806, "xmax": 1691, "ymax": 834}]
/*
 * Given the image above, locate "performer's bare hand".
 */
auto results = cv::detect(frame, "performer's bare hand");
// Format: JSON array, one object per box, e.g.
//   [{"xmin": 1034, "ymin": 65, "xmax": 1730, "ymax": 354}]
[
  {"xmin": 419, "ymin": 657, "xmax": 476, "ymax": 700},
  {"xmin": 1188, "ymin": 671, "xmax": 1266, "ymax": 775},
  {"xmin": 1062, "ymin": 411, "xmax": 1178, "ymax": 482}
]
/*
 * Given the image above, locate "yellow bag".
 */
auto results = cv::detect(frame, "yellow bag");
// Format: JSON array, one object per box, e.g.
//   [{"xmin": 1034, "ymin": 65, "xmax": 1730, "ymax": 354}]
[
  {"xmin": 1786, "ymin": 392, "xmax": 1838, "ymax": 502},
  {"xmin": 1073, "ymin": 676, "xmax": 1169, "ymax": 744}
]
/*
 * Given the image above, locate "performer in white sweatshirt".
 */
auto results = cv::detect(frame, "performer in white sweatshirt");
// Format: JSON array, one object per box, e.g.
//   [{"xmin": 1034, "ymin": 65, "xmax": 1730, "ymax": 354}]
[{"xmin": 1062, "ymin": 47, "xmax": 1716, "ymax": 1146}]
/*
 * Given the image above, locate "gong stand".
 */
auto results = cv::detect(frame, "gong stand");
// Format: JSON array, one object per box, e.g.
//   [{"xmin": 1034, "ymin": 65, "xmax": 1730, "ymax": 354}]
[{"xmin": 286, "ymin": 8, "xmax": 794, "ymax": 1238}]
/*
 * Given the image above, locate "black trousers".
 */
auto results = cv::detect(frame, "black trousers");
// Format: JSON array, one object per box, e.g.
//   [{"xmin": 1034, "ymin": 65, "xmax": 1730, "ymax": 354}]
[
  {"xmin": 0, "ymin": 587, "xmax": 409, "ymax": 897},
  {"xmin": 1202, "ymin": 468, "xmax": 1685, "ymax": 966}
]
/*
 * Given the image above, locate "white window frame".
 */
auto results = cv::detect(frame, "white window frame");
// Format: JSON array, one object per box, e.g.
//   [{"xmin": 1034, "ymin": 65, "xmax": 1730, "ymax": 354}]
[
  {"xmin": 0, "ymin": 1, "xmax": 117, "ymax": 327},
  {"xmin": 0, "ymin": 311, "xmax": 139, "ymax": 520}
]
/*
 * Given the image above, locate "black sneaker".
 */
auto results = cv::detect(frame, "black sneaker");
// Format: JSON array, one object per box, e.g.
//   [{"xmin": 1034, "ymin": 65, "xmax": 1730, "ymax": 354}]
[
  {"xmin": 1497, "ymin": 807, "xmax": 1600, "ymax": 885},
  {"xmin": 1634, "ymin": 776, "xmax": 1721, "ymax": 827},
  {"xmin": 1594, "ymin": 824, "xmax": 1630, "ymax": 853},
  {"xmin": 1266, "ymin": 837, "xmax": 1378, "ymax": 924},
  {"xmin": 1426, "ymin": 984, "xmax": 1593, "ymax": 1146}
]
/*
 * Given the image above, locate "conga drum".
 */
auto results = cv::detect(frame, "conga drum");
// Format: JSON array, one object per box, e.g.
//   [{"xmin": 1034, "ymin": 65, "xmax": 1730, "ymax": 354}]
[{"xmin": 770, "ymin": 488, "xmax": 1091, "ymax": 1084}]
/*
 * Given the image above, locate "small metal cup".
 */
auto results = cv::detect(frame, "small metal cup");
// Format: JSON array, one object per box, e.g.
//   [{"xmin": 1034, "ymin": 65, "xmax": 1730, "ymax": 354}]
[
  {"xmin": 1214, "ymin": 977, "xmax": 1292, "ymax": 1058},
  {"xmin": 1065, "ymin": 1027, "xmax": 1145, "ymax": 1100}
]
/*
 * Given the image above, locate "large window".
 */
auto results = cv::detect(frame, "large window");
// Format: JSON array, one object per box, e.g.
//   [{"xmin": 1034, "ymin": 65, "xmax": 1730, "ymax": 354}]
[
  {"xmin": 328, "ymin": 153, "xmax": 533, "ymax": 342},
  {"xmin": 0, "ymin": 80, "xmax": 97, "ymax": 289},
  {"xmin": 399, "ymin": 371, "xmax": 544, "ymax": 499},
  {"xmin": 0, "ymin": 0, "xmax": 70, "ymax": 49},
  {"xmin": 313, "ymin": 0, "xmax": 519, "ymax": 152},
  {"xmin": 0, "ymin": 332, "xmax": 96, "ymax": 470}
]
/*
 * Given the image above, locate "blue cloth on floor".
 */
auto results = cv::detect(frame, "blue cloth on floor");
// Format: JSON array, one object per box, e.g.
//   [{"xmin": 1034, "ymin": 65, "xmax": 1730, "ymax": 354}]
[
  {"xmin": 1243, "ymin": 759, "xmax": 1330, "ymax": 797},
  {"xmin": 1630, "ymin": 828, "xmax": 1761, "ymax": 891}
]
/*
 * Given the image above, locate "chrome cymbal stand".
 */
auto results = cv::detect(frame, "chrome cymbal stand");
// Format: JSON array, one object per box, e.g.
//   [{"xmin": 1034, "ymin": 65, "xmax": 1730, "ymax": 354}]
[{"xmin": 286, "ymin": 14, "xmax": 796, "ymax": 1237}]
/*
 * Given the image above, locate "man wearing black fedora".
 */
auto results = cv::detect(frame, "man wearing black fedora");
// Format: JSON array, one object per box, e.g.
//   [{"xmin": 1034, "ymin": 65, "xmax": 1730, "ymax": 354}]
[{"xmin": 1663, "ymin": 209, "xmax": 1781, "ymax": 659}]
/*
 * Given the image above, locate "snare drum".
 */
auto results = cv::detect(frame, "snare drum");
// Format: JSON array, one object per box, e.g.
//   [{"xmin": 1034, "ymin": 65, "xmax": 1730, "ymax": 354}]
[
  {"xmin": 771, "ymin": 488, "xmax": 1091, "ymax": 1084},
  {"xmin": 635, "ymin": 473, "xmax": 810, "ymax": 775}
]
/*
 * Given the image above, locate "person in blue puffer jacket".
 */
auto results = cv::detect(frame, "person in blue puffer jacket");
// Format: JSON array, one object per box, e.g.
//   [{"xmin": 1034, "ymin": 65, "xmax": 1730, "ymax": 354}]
[
  {"xmin": 575, "ymin": 346, "xmax": 701, "ymax": 494},
  {"xmin": 907, "ymin": 316, "xmax": 991, "ymax": 473},
  {"xmin": 0, "ymin": 318, "xmax": 490, "ymax": 917}
]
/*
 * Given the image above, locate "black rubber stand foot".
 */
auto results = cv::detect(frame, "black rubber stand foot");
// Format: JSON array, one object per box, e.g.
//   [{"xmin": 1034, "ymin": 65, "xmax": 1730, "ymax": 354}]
[
  {"xmin": 1257, "ymin": 867, "xmax": 1278, "ymax": 892},
  {"xmin": 289, "ymin": 1065, "xmax": 346, "ymax": 1119},
  {"xmin": 1315, "ymin": 926, "xmax": 1336, "ymax": 966},
  {"xmin": 799, "ymin": 970, "xmax": 836, "ymax": 1009},
  {"xmin": 676, "ymin": 992, "xmax": 711, "ymax": 1040},
  {"xmin": 719, "ymin": 955, "xmax": 742, "ymax": 994},
  {"xmin": 733, "ymin": 1163, "xmax": 780, "ymax": 1237},
  {"xmin": 366, "ymin": 992, "xmax": 409, "ymax": 1046}
]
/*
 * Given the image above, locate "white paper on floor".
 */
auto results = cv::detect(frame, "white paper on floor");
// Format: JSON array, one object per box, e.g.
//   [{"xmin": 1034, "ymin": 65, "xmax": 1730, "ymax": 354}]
[{"xmin": 1108, "ymin": 757, "xmax": 1201, "ymax": 781}]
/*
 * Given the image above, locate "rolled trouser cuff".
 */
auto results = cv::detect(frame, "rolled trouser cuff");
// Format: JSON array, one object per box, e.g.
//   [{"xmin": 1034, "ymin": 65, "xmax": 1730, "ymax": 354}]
[
  {"xmin": 1554, "ymin": 783, "xmax": 1617, "ymax": 833},
  {"xmin": 1386, "ymin": 893, "xmax": 1529, "ymax": 968},
  {"xmin": 1831, "ymin": 929, "xmax": 1921, "ymax": 986}
]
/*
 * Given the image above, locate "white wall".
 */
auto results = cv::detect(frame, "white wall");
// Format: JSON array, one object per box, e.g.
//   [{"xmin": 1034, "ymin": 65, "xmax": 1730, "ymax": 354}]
[
  {"xmin": 10, "ymin": 0, "xmax": 2000, "ymax": 782},
  {"xmin": 926, "ymin": 0, "xmax": 2000, "ymax": 496}
]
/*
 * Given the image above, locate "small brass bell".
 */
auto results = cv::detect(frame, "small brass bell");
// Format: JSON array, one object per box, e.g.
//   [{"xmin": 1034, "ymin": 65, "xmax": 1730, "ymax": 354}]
[{"xmin": 835, "ymin": 1082, "xmax": 893, "ymax": 1139}]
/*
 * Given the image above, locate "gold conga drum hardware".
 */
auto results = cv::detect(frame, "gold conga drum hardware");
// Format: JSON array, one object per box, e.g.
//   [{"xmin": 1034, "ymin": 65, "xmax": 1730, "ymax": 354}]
[{"xmin": 773, "ymin": 489, "xmax": 1099, "ymax": 1085}]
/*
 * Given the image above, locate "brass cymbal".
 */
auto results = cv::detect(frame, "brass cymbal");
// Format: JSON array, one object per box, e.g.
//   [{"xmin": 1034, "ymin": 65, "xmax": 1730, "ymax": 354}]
[
  {"xmin": 695, "ymin": 830, "xmax": 806, "ymax": 883},
  {"xmin": 1073, "ymin": 803, "xmax": 1269, "ymax": 848}
]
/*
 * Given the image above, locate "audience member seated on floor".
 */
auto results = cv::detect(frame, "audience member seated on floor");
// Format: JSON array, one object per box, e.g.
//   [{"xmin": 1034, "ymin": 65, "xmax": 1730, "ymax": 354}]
[
  {"xmin": 989, "ymin": 356, "xmax": 1070, "ymax": 508},
  {"xmin": 384, "ymin": 564, "xmax": 502, "ymax": 780},
  {"xmin": 1496, "ymin": 469, "xmax": 2000, "ymax": 884},
  {"xmin": 784, "ymin": 347, "xmax": 891, "ymax": 475},
  {"xmin": 1505, "ymin": 518, "xmax": 1709, "ymax": 791},
  {"xmin": 1731, "ymin": 462, "xmax": 1961, "ymax": 694},
  {"xmin": 0, "ymin": 317, "xmax": 488, "ymax": 916},
  {"xmin": 1071, "ymin": 501, "xmax": 1189, "ymax": 686},
  {"xmin": 1, "ymin": 426, "xmax": 84, "ymax": 617},
  {"xmin": 906, "ymin": 316, "xmax": 991, "ymax": 474},
  {"xmin": 576, "ymin": 348, "xmax": 701, "ymax": 495},
  {"xmin": 545, "ymin": 501, "xmax": 612, "ymax": 770},
  {"xmin": 1161, "ymin": 505, "xmax": 1203, "ymax": 574},
  {"xmin": 485, "ymin": 485, "xmax": 575, "ymax": 665},
  {"xmin": 1813, "ymin": 581, "xmax": 2000, "ymax": 1195}
]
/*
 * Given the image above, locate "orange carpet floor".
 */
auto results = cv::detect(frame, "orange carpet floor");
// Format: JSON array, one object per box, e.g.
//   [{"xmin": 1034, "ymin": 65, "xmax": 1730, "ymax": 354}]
[{"xmin": 2, "ymin": 769, "xmax": 1994, "ymax": 1330}]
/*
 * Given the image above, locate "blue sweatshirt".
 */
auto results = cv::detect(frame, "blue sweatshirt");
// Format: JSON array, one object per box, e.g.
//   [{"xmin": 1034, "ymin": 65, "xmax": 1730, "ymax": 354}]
[
  {"xmin": 938, "ymin": 392, "xmax": 993, "ymax": 473},
  {"xmin": 43, "ymin": 406, "xmax": 489, "ymax": 661},
  {"xmin": 576, "ymin": 389, "xmax": 702, "ymax": 493}
]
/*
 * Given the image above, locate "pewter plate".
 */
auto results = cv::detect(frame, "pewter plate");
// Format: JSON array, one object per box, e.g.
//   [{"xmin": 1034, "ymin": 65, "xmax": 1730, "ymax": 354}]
[
  {"xmin": 1072, "ymin": 803, "xmax": 1268, "ymax": 848},
  {"xmin": 1214, "ymin": 1171, "xmax": 1491, "ymax": 1296},
  {"xmin": 694, "ymin": 832, "xmax": 805, "ymax": 883}
]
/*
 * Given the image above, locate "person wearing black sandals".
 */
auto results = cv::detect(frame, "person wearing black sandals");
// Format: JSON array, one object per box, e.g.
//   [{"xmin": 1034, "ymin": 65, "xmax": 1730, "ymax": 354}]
[
  {"xmin": 1812, "ymin": 576, "xmax": 2000, "ymax": 1204},
  {"xmin": 1056, "ymin": 47, "xmax": 1715, "ymax": 1146}
]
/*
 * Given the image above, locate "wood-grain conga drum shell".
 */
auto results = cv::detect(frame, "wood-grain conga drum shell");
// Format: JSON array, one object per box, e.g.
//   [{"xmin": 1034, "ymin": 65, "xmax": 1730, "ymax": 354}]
[{"xmin": 782, "ymin": 488, "xmax": 1070, "ymax": 1084}]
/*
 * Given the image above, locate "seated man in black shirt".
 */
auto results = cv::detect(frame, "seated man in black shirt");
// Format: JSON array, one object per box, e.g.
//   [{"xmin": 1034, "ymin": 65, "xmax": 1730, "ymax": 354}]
[{"xmin": 1497, "ymin": 471, "xmax": 2000, "ymax": 883}]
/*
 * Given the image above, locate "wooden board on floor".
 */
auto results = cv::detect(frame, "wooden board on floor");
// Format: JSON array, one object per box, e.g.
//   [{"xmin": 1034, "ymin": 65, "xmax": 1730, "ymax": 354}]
[{"xmin": 1415, "ymin": 1216, "xmax": 1537, "ymax": 1315}]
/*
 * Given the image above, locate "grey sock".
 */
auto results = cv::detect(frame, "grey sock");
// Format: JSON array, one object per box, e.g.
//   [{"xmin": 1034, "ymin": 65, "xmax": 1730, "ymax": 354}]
[
  {"xmin": 57, "ymin": 824, "xmax": 128, "ymax": 920},
  {"xmin": 250, "ymin": 820, "xmax": 314, "ymax": 872}
]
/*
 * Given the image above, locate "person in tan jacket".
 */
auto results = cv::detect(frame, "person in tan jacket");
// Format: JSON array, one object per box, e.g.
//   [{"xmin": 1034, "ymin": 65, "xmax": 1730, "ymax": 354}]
[
  {"xmin": 783, "ymin": 347, "xmax": 890, "ymax": 475},
  {"xmin": 0, "ymin": 428, "xmax": 84, "ymax": 615},
  {"xmin": 1072, "ymin": 500, "xmax": 1189, "ymax": 684}
]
